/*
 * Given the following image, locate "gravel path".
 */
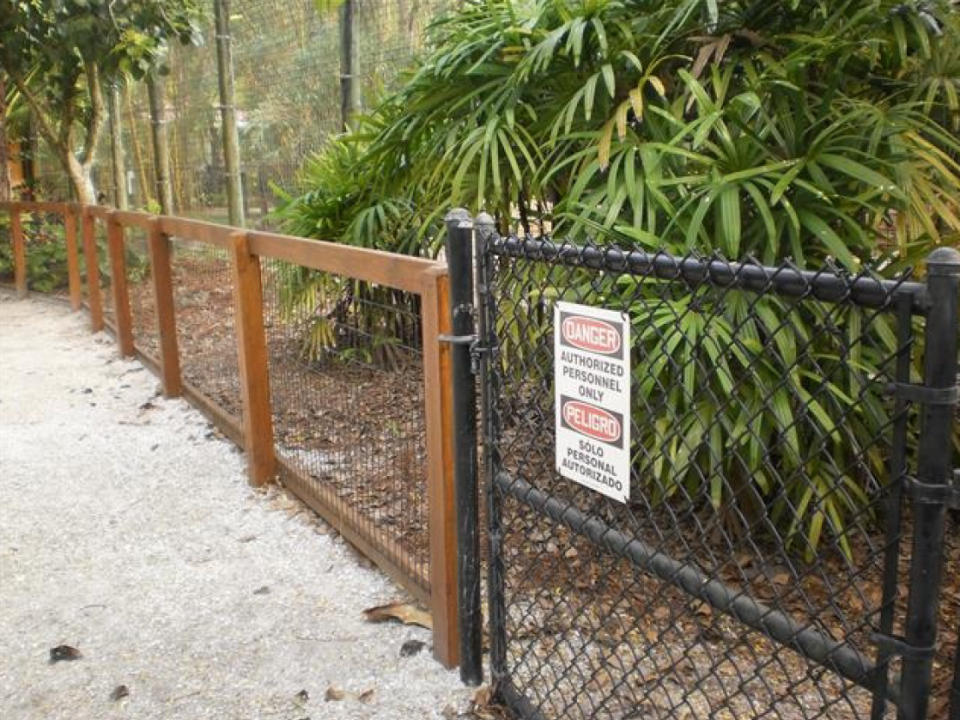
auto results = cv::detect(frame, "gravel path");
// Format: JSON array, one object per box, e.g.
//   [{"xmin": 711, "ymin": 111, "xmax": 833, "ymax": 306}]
[{"xmin": 0, "ymin": 294, "xmax": 473, "ymax": 720}]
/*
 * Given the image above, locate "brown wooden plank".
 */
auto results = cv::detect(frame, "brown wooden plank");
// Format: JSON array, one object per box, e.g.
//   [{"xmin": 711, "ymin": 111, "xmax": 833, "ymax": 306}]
[
  {"xmin": 230, "ymin": 230, "xmax": 276, "ymax": 486},
  {"xmin": 421, "ymin": 265, "xmax": 459, "ymax": 668},
  {"xmin": 64, "ymin": 208, "xmax": 83, "ymax": 311},
  {"xmin": 247, "ymin": 230, "xmax": 440, "ymax": 295},
  {"xmin": 81, "ymin": 210, "xmax": 105, "ymax": 332},
  {"xmin": 86, "ymin": 205, "xmax": 111, "ymax": 219},
  {"xmin": 107, "ymin": 212, "xmax": 135, "ymax": 357},
  {"xmin": 11, "ymin": 209, "xmax": 26, "ymax": 299},
  {"xmin": 112, "ymin": 210, "xmax": 155, "ymax": 230},
  {"xmin": 148, "ymin": 219, "xmax": 182, "ymax": 397},
  {"xmin": 158, "ymin": 216, "xmax": 233, "ymax": 247}
]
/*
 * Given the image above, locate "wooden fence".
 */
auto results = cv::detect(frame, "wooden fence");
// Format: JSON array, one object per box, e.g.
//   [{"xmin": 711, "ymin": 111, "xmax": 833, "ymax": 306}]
[{"xmin": 0, "ymin": 201, "xmax": 460, "ymax": 668}]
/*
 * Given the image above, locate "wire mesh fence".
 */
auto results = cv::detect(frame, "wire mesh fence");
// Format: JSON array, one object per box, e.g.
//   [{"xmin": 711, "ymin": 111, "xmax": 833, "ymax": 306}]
[
  {"xmin": 479, "ymin": 234, "xmax": 959, "ymax": 720},
  {"xmin": 20, "ymin": 209, "xmax": 68, "ymax": 296},
  {"xmin": 125, "ymin": 228, "xmax": 159, "ymax": 358},
  {"xmin": 169, "ymin": 238, "xmax": 242, "ymax": 421},
  {"xmin": 261, "ymin": 259, "xmax": 431, "ymax": 594}
]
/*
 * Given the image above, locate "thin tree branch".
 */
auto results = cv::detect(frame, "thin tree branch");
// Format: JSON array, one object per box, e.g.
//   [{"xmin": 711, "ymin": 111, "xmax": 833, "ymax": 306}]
[
  {"xmin": 80, "ymin": 60, "xmax": 105, "ymax": 167},
  {"xmin": 7, "ymin": 72, "xmax": 65, "ymax": 155}
]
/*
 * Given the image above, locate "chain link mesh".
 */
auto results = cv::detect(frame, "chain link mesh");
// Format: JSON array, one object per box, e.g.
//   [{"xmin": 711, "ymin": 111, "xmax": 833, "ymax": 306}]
[{"xmin": 481, "ymin": 234, "xmax": 954, "ymax": 720}]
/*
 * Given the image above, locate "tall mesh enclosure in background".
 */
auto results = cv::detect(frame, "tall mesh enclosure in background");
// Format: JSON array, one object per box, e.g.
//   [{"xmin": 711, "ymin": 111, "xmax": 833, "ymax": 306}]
[
  {"xmin": 260, "ymin": 258, "xmax": 431, "ymax": 595},
  {"xmin": 114, "ymin": 0, "xmax": 453, "ymax": 225},
  {"xmin": 478, "ymin": 234, "xmax": 959, "ymax": 720}
]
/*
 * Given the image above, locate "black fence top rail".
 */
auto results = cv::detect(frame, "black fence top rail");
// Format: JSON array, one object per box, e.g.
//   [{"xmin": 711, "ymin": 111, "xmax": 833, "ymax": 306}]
[{"xmin": 487, "ymin": 235, "xmax": 929, "ymax": 314}]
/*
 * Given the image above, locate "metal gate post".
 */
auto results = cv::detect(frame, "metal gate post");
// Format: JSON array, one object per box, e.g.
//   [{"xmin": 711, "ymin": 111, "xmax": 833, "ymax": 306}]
[
  {"xmin": 899, "ymin": 247, "xmax": 960, "ymax": 720},
  {"xmin": 474, "ymin": 212, "xmax": 507, "ymax": 687},
  {"xmin": 444, "ymin": 208, "xmax": 482, "ymax": 686}
]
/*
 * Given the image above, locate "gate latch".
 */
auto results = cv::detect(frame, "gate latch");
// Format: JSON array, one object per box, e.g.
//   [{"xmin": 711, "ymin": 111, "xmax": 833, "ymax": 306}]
[
  {"xmin": 438, "ymin": 333, "xmax": 492, "ymax": 374},
  {"xmin": 904, "ymin": 471, "xmax": 960, "ymax": 511}
]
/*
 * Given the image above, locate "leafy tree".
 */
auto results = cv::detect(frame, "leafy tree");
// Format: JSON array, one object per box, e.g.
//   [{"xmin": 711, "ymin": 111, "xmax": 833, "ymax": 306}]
[
  {"xmin": 0, "ymin": 0, "xmax": 202, "ymax": 203},
  {"xmin": 280, "ymin": 0, "xmax": 960, "ymax": 557}
]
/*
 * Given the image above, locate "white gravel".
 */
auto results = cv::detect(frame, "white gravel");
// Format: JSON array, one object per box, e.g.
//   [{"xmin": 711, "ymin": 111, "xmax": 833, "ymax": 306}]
[{"xmin": 0, "ymin": 294, "xmax": 473, "ymax": 720}]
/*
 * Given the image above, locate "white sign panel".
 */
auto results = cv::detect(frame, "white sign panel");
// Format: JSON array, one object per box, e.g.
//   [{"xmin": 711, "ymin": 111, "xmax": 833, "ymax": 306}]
[{"xmin": 554, "ymin": 301, "xmax": 631, "ymax": 503}]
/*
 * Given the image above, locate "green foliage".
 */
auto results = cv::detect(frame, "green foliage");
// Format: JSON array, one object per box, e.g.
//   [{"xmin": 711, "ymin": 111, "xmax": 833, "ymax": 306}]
[
  {"xmin": 0, "ymin": 0, "xmax": 202, "ymax": 201},
  {"xmin": 281, "ymin": 0, "xmax": 960, "ymax": 259},
  {"xmin": 280, "ymin": 0, "xmax": 960, "ymax": 558},
  {"xmin": 0, "ymin": 221, "xmax": 70, "ymax": 292}
]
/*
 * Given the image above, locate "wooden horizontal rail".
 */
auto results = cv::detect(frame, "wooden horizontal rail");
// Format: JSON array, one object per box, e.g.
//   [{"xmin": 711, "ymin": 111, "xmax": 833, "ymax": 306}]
[
  {"xmin": 112, "ymin": 210, "xmax": 156, "ymax": 231},
  {"xmin": 83, "ymin": 205, "xmax": 112, "ymax": 219},
  {"xmin": 248, "ymin": 230, "xmax": 440, "ymax": 295},
  {"xmin": 0, "ymin": 201, "xmax": 68, "ymax": 214},
  {"xmin": 158, "ymin": 216, "xmax": 233, "ymax": 247}
]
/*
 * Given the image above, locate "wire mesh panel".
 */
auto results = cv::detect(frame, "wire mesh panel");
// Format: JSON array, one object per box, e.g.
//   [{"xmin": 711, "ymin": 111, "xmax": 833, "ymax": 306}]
[
  {"xmin": 170, "ymin": 238, "xmax": 241, "ymax": 419},
  {"xmin": 20, "ymin": 209, "xmax": 68, "ymax": 295},
  {"xmin": 96, "ymin": 218, "xmax": 115, "ymax": 330},
  {"xmin": 479, "ymin": 235, "xmax": 956, "ymax": 720},
  {"xmin": 260, "ymin": 258, "xmax": 430, "ymax": 593},
  {"xmin": 125, "ymin": 227, "xmax": 160, "ymax": 358}
]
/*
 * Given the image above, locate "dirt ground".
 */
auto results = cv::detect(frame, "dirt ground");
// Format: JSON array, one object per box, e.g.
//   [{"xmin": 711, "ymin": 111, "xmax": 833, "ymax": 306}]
[{"xmin": 0, "ymin": 294, "xmax": 473, "ymax": 720}]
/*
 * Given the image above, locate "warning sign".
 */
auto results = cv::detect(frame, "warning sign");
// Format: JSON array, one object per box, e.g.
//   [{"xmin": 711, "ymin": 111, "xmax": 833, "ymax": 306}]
[{"xmin": 554, "ymin": 301, "xmax": 631, "ymax": 502}]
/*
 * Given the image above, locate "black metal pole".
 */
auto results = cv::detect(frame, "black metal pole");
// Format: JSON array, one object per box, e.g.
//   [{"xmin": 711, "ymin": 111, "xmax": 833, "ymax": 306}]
[
  {"xmin": 445, "ymin": 208, "xmax": 482, "ymax": 685},
  {"xmin": 899, "ymin": 246, "xmax": 960, "ymax": 720},
  {"xmin": 474, "ymin": 212, "xmax": 507, "ymax": 687}
]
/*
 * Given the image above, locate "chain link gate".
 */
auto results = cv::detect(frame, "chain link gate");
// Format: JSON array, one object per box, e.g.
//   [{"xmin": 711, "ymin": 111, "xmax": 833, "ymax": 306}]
[{"xmin": 473, "ymin": 230, "xmax": 959, "ymax": 720}]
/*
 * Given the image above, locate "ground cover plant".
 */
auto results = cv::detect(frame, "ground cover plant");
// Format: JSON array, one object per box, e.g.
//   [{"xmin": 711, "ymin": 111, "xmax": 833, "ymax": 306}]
[{"xmin": 279, "ymin": 0, "xmax": 960, "ymax": 558}]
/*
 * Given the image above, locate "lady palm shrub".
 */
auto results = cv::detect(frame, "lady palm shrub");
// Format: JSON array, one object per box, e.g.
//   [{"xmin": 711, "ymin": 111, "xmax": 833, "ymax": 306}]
[{"xmin": 279, "ymin": 0, "xmax": 960, "ymax": 558}]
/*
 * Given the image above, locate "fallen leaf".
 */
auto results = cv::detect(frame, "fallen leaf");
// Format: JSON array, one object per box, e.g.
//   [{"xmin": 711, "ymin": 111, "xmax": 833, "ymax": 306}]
[
  {"xmin": 324, "ymin": 687, "xmax": 345, "ymax": 702},
  {"xmin": 653, "ymin": 606, "xmax": 671, "ymax": 621},
  {"xmin": 357, "ymin": 689, "xmax": 375, "ymax": 704},
  {"xmin": 109, "ymin": 685, "xmax": 129, "ymax": 701},
  {"xmin": 400, "ymin": 639, "xmax": 425, "ymax": 657},
  {"xmin": 771, "ymin": 571, "xmax": 791, "ymax": 586},
  {"xmin": 49, "ymin": 645, "xmax": 82, "ymax": 664},
  {"xmin": 363, "ymin": 602, "xmax": 432, "ymax": 629}
]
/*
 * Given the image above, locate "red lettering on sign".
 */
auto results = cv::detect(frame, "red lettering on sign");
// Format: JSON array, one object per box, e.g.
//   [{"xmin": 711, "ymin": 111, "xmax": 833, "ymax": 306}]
[
  {"xmin": 562, "ymin": 400, "xmax": 621, "ymax": 443},
  {"xmin": 562, "ymin": 316, "xmax": 621, "ymax": 355}
]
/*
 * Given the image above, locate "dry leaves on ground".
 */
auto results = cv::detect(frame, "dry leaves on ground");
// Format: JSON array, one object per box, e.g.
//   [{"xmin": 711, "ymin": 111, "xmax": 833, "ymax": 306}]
[{"xmin": 363, "ymin": 601, "xmax": 432, "ymax": 629}]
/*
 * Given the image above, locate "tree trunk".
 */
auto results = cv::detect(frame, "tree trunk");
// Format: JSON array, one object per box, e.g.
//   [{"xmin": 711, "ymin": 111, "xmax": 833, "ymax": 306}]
[
  {"xmin": 63, "ymin": 152, "xmax": 97, "ymax": 205},
  {"xmin": 0, "ymin": 73, "xmax": 10, "ymax": 203}
]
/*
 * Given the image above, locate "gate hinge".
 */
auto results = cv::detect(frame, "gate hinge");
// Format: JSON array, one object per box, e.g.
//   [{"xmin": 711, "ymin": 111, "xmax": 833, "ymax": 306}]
[
  {"xmin": 904, "ymin": 472, "xmax": 960, "ymax": 510},
  {"xmin": 870, "ymin": 632, "xmax": 936, "ymax": 660},
  {"xmin": 886, "ymin": 382, "xmax": 959, "ymax": 406},
  {"xmin": 438, "ymin": 333, "xmax": 495, "ymax": 374}
]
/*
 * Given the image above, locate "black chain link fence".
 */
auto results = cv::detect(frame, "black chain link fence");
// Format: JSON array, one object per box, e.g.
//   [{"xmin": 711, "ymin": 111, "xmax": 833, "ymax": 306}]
[{"xmin": 478, "ymin": 234, "xmax": 959, "ymax": 720}]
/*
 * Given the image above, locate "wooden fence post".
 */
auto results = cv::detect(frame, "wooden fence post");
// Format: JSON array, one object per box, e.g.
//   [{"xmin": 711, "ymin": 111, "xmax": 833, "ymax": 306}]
[
  {"xmin": 421, "ymin": 266, "xmax": 459, "ymax": 669},
  {"xmin": 81, "ymin": 209, "xmax": 104, "ymax": 332},
  {"xmin": 107, "ymin": 211, "xmax": 135, "ymax": 357},
  {"xmin": 11, "ymin": 207, "xmax": 26, "ymax": 298},
  {"xmin": 148, "ymin": 218, "xmax": 182, "ymax": 397},
  {"xmin": 230, "ymin": 230, "xmax": 275, "ymax": 486},
  {"xmin": 64, "ymin": 204, "xmax": 83, "ymax": 311}
]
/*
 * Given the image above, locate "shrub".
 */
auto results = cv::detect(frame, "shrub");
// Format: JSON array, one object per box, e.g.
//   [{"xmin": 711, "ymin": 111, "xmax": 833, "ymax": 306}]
[{"xmin": 279, "ymin": 0, "xmax": 960, "ymax": 558}]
